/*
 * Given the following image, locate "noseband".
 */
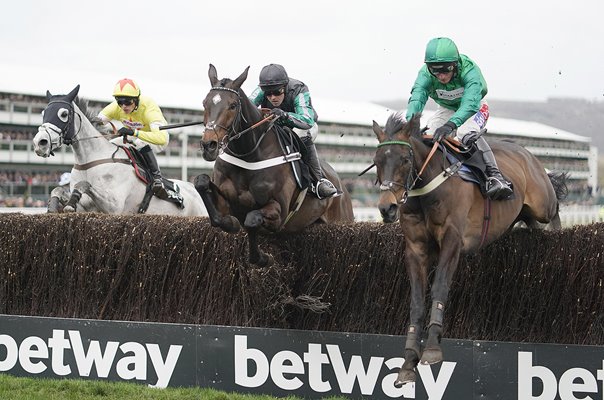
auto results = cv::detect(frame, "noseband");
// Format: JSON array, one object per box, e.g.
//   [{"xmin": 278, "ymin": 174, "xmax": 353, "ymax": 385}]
[
  {"xmin": 204, "ymin": 87, "xmax": 275, "ymax": 158},
  {"xmin": 43, "ymin": 99, "xmax": 82, "ymax": 146},
  {"xmin": 377, "ymin": 140, "xmax": 418, "ymax": 203}
]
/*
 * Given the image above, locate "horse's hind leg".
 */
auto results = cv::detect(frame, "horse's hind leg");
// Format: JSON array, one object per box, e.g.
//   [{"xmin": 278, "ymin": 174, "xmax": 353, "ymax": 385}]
[{"xmin": 194, "ymin": 174, "xmax": 240, "ymax": 233}]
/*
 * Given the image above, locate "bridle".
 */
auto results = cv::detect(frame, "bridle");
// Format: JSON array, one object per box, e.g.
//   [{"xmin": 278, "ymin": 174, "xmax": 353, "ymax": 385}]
[
  {"xmin": 44, "ymin": 99, "xmax": 83, "ymax": 146},
  {"xmin": 204, "ymin": 86, "xmax": 274, "ymax": 158},
  {"xmin": 376, "ymin": 140, "xmax": 419, "ymax": 204}
]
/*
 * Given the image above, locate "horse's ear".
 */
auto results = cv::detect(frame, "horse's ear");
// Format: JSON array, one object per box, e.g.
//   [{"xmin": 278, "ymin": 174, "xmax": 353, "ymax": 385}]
[
  {"xmin": 46, "ymin": 90, "xmax": 52, "ymax": 101},
  {"xmin": 232, "ymin": 66, "xmax": 249, "ymax": 89},
  {"xmin": 65, "ymin": 85, "xmax": 80, "ymax": 102},
  {"xmin": 372, "ymin": 120, "xmax": 387, "ymax": 142},
  {"xmin": 208, "ymin": 64, "xmax": 218, "ymax": 87}
]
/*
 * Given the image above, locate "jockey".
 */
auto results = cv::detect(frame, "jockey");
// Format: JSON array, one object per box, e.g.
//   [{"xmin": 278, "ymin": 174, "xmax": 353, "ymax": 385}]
[
  {"xmin": 249, "ymin": 64, "xmax": 338, "ymax": 199},
  {"xmin": 97, "ymin": 78, "xmax": 170, "ymax": 199},
  {"xmin": 47, "ymin": 172, "xmax": 71, "ymax": 213},
  {"xmin": 405, "ymin": 37, "xmax": 513, "ymax": 200}
]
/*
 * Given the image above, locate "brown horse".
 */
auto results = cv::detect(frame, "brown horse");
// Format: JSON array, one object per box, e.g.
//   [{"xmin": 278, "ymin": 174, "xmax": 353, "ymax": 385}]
[
  {"xmin": 194, "ymin": 64, "xmax": 354, "ymax": 267},
  {"xmin": 372, "ymin": 112, "xmax": 567, "ymax": 386}
]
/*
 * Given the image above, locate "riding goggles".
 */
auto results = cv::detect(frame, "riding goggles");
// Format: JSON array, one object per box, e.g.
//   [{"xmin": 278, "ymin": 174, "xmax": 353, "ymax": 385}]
[
  {"xmin": 263, "ymin": 87, "xmax": 285, "ymax": 97},
  {"xmin": 116, "ymin": 97, "xmax": 135, "ymax": 106},
  {"xmin": 427, "ymin": 63, "xmax": 456, "ymax": 75}
]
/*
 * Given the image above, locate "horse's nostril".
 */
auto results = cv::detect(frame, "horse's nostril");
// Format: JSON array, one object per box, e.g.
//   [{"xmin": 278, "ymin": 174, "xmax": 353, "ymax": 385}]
[
  {"xmin": 205, "ymin": 141, "xmax": 217, "ymax": 152},
  {"xmin": 39, "ymin": 139, "xmax": 48, "ymax": 146}
]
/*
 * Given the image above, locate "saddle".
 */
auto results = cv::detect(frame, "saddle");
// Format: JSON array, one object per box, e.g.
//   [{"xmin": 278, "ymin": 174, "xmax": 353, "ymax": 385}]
[
  {"xmin": 422, "ymin": 134, "xmax": 491, "ymax": 197},
  {"xmin": 117, "ymin": 146, "xmax": 185, "ymax": 213},
  {"xmin": 272, "ymin": 125, "xmax": 312, "ymax": 191}
]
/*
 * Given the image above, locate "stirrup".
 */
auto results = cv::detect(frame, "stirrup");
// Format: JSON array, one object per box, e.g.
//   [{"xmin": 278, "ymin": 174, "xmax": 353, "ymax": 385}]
[
  {"xmin": 315, "ymin": 178, "xmax": 339, "ymax": 200},
  {"xmin": 152, "ymin": 178, "xmax": 167, "ymax": 196},
  {"xmin": 486, "ymin": 177, "xmax": 513, "ymax": 200}
]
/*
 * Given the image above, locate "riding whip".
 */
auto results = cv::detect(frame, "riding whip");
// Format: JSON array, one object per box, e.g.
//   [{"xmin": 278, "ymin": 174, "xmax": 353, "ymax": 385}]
[{"xmin": 159, "ymin": 121, "xmax": 204, "ymax": 130}]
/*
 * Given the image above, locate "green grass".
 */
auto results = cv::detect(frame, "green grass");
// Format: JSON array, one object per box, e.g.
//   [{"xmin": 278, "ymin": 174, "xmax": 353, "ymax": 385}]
[{"xmin": 0, "ymin": 374, "xmax": 348, "ymax": 399}]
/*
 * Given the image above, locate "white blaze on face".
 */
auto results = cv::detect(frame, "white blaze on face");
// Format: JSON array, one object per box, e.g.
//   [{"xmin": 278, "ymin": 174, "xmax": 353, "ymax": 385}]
[{"xmin": 212, "ymin": 94, "xmax": 221, "ymax": 105}]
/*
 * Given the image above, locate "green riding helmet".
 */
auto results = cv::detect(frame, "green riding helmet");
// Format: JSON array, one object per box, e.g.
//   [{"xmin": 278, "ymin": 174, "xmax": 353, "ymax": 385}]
[{"xmin": 424, "ymin": 37, "xmax": 460, "ymax": 64}]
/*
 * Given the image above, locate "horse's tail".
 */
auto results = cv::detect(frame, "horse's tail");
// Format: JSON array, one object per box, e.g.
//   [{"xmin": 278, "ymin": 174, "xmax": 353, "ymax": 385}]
[{"xmin": 548, "ymin": 171, "xmax": 569, "ymax": 202}]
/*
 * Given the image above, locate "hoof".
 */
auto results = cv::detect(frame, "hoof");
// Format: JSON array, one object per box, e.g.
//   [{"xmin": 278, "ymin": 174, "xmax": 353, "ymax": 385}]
[
  {"xmin": 63, "ymin": 205, "xmax": 76, "ymax": 213},
  {"xmin": 395, "ymin": 369, "xmax": 416, "ymax": 387},
  {"xmin": 420, "ymin": 347, "xmax": 443, "ymax": 365}
]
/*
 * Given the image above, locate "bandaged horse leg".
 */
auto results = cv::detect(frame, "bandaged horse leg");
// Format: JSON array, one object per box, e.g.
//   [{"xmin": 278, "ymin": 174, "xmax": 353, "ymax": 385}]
[
  {"xmin": 395, "ymin": 244, "xmax": 429, "ymax": 386},
  {"xmin": 421, "ymin": 228, "xmax": 462, "ymax": 365},
  {"xmin": 63, "ymin": 181, "xmax": 91, "ymax": 212},
  {"xmin": 194, "ymin": 174, "xmax": 240, "ymax": 233},
  {"xmin": 47, "ymin": 197, "xmax": 62, "ymax": 213},
  {"xmin": 421, "ymin": 300, "xmax": 445, "ymax": 364},
  {"xmin": 47, "ymin": 186, "xmax": 69, "ymax": 213},
  {"xmin": 395, "ymin": 325, "xmax": 422, "ymax": 386}
]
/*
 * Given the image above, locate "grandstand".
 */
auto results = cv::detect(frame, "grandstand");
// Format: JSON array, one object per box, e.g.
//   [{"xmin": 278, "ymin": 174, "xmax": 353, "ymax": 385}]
[{"xmin": 0, "ymin": 85, "xmax": 598, "ymax": 212}]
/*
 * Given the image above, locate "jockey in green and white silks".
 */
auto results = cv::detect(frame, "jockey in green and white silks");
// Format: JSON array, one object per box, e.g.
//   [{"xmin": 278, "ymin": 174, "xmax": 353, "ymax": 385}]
[
  {"xmin": 249, "ymin": 75, "xmax": 318, "ymax": 140},
  {"xmin": 249, "ymin": 64, "xmax": 339, "ymax": 199},
  {"xmin": 405, "ymin": 37, "xmax": 513, "ymax": 200}
]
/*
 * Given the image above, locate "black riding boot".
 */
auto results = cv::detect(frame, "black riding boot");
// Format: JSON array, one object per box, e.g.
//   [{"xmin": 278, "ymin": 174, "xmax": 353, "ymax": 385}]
[
  {"xmin": 301, "ymin": 136, "xmax": 338, "ymax": 199},
  {"xmin": 140, "ymin": 145, "xmax": 167, "ymax": 198},
  {"xmin": 476, "ymin": 137, "xmax": 513, "ymax": 200}
]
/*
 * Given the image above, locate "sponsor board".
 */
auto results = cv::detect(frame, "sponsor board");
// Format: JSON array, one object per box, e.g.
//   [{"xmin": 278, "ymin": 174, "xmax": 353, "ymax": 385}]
[{"xmin": 0, "ymin": 315, "xmax": 602, "ymax": 399}]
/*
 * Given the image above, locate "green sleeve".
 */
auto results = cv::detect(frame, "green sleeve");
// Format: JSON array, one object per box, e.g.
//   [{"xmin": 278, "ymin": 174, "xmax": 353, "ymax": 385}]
[
  {"xmin": 248, "ymin": 87, "xmax": 264, "ymax": 106},
  {"xmin": 448, "ymin": 67, "xmax": 487, "ymax": 127},
  {"xmin": 289, "ymin": 92, "xmax": 315, "ymax": 127},
  {"xmin": 405, "ymin": 68, "xmax": 432, "ymax": 121}
]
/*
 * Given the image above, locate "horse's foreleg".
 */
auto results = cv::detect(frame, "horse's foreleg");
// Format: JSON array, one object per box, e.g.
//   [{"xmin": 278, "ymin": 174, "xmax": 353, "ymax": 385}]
[
  {"xmin": 63, "ymin": 181, "xmax": 92, "ymax": 212},
  {"xmin": 243, "ymin": 202, "xmax": 281, "ymax": 267},
  {"xmin": 396, "ymin": 246, "xmax": 429, "ymax": 387},
  {"xmin": 246, "ymin": 229, "xmax": 273, "ymax": 267},
  {"xmin": 194, "ymin": 174, "xmax": 240, "ymax": 233},
  {"xmin": 421, "ymin": 229, "xmax": 462, "ymax": 366}
]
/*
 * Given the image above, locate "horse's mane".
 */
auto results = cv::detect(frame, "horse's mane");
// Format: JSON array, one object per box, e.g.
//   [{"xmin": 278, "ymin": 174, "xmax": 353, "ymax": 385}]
[
  {"xmin": 384, "ymin": 112, "xmax": 421, "ymax": 139},
  {"xmin": 74, "ymin": 97, "xmax": 114, "ymax": 134}
]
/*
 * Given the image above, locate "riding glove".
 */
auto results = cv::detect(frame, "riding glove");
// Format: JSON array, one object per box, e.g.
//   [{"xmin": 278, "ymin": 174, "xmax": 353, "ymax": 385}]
[
  {"xmin": 270, "ymin": 108, "xmax": 288, "ymax": 121},
  {"xmin": 433, "ymin": 121, "xmax": 457, "ymax": 142},
  {"xmin": 118, "ymin": 127, "xmax": 136, "ymax": 137}
]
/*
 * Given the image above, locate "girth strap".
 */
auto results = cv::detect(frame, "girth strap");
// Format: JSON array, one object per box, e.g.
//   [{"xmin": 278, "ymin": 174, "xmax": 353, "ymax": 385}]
[{"xmin": 73, "ymin": 158, "xmax": 131, "ymax": 171}]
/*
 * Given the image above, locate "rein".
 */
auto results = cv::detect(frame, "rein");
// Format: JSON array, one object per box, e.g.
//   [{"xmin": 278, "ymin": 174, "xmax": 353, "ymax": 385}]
[{"xmin": 376, "ymin": 138, "xmax": 461, "ymax": 203}]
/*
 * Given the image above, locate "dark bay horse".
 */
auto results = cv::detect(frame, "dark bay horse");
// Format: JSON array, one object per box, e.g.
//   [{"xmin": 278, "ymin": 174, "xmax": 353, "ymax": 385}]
[
  {"xmin": 372, "ymin": 112, "xmax": 567, "ymax": 386},
  {"xmin": 194, "ymin": 65, "xmax": 354, "ymax": 267}
]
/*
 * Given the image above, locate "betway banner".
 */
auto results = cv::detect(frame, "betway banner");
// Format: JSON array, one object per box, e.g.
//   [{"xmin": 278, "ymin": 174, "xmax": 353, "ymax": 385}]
[{"xmin": 0, "ymin": 315, "xmax": 602, "ymax": 399}]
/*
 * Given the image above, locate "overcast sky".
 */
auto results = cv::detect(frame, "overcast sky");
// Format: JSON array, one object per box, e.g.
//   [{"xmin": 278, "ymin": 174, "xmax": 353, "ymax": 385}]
[{"xmin": 2, "ymin": 0, "xmax": 603, "ymax": 107}]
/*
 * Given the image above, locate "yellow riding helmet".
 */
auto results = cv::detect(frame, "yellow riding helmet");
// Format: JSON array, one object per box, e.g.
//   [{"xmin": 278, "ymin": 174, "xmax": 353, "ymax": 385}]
[{"xmin": 112, "ymin": 78, "xmax": 141, "ymax": 98}]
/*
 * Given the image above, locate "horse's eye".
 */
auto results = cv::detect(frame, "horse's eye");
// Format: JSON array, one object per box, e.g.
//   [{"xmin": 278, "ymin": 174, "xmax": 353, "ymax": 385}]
[
  {"xmin": 58, "ymin": 108, "xmax": 69, "ymax": 123},
  {"xmin": 229, "ymin": 102, "xmax": 237, "ymax": 110}
]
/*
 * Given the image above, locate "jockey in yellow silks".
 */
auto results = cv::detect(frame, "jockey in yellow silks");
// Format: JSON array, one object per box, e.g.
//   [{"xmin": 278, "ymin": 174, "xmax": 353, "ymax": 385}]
[{"xmin": 97, "ymin": 78, "xmax": 170, "ymax": 198}]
